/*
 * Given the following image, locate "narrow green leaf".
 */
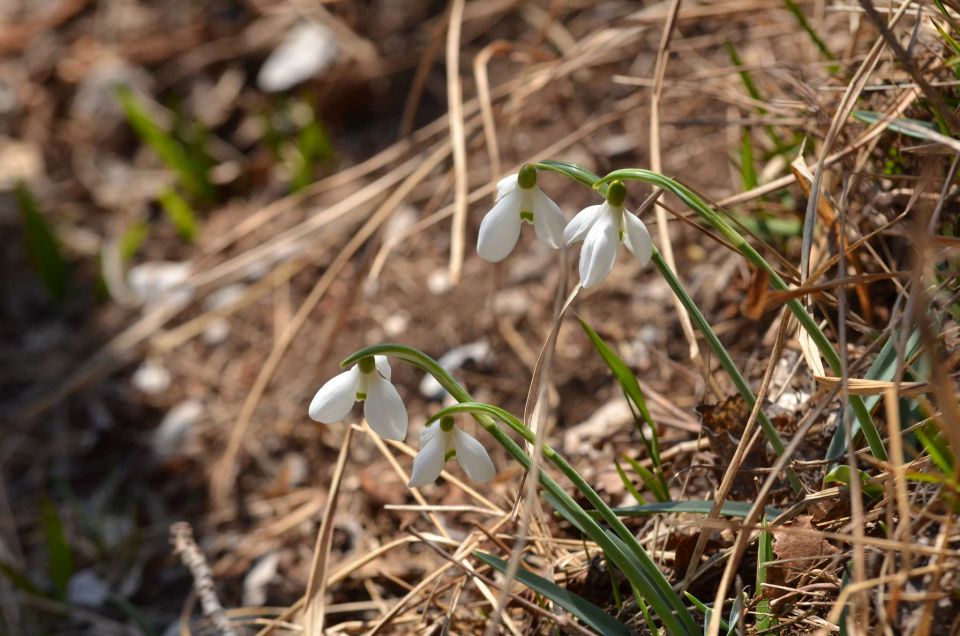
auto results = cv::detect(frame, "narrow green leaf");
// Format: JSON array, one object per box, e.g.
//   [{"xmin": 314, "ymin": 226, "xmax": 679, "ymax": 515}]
[
  {"xmin": 739, "ymin": 127, "xmax": 759, "ymax": 191},
  {"xmin": 826, "ymin": 328, "xmax": 921, "ymax": 461},
  {"xmin": 16, "ymin": 182, "xmax": 68, "ymax": 299},
  {"xmin": 756, "ymin": 516, "xmax": 776, "ymax": 631},
  {"xmin": 824, "ymin": 465, "xmax": 884, "ymax": 499},
  {"xmin": 119, "ymin": 221, "xmax": 150, "ymax": 263},
  {"xmin": 684, "ymin": 592, "xmax": 730, "ymax": 632},
  {"xmin": 0, "ymin": 560, "xmax": 44, "ymax": 597},
  {"xmin": 612, "ymin": 500, "xmax": 782, "ymax": 518},
  {"xmin": 621, "ymin": 455, "xmax": 669, "ymax": 503},
  {"xmin": 614, "ymin": 458, "xmax": 646, "ymax": 505},
  {"xmin": 578, "ymin": 318, "xmax": 660, "ymax": 465},
  {"xmin": 853, "ymin": 110, "xmax": 940, "ymax": 140},
  {"xmin": 115, "ymin": 86, "xmax": 211, "ymax": 199},
  {"xmin": 783, "ymin": 0, "xmax": 838, "ymax": 69},
  {"xmin": 915, "ymin": 422, "xmax": 955, "ymax": 477},
  {"xmin": 157, "ymin": 188, "xmax": 198, "ymax": 241},
  {"xmin": 534, "ymin": 160, "xmax": 603, "ymax": 189},
  {"xmin": 39, "ymin": 499, "xmax": 73, "ymax": 600},
  {"xmin": 475, "ymin": 552, "xmax": 630, "ymax": 636}
]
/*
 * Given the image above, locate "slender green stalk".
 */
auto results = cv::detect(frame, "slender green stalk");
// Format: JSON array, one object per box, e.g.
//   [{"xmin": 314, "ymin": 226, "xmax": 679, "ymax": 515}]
[{"xmin": 341, "ymin": 345, "xmax": 698, "ymax": 635}]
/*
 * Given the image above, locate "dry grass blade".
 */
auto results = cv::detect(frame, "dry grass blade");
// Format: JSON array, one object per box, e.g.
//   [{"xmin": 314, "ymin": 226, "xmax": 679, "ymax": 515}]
[
  {"xmin": 302, "ymin": 426, "xmax": 353, "ymax": 634},
  {"xmin": 648, "ymin": 0, "xmax": 703, "ymax": 367},
  {"xmin": 484, "ymin": 282, "xmax": 579, "ymax": 636},
  {"xmin": 446, "ymin": 0, "xmax": 468, "ymax": 283}
]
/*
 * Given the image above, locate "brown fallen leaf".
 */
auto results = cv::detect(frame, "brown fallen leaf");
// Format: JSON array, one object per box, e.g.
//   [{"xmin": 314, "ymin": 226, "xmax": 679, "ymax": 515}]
[{"xmin": 765, "ymin": 515, "xmax": 841, "ymax": 599}]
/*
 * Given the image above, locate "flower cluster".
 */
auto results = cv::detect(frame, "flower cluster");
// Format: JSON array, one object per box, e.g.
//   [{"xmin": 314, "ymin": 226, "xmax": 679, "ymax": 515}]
[
  {"xmin": 309, "ymin": 355, "xmax": 493, "ymax": 487},
  {"xmin": 477, "ymin": 165, "xmax": 653, "ymax": 288},
  {"xmin": 309, "ymin": 164, "xmax": 654, "ymax": 486}
]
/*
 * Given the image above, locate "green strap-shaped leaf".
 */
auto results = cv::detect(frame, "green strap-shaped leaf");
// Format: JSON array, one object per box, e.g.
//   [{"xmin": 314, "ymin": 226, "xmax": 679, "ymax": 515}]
[{"xmin": 474, "ymin": 551, "xmax": 630, "ymax": 636}]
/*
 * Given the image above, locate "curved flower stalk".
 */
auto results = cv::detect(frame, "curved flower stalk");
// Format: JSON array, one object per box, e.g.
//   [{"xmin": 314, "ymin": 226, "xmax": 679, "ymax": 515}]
[
  {"xmin": 408, "ymin": 416, "xmax": 495, "ymax": 487},
  {"xmin": 308, "ymin": 355, "xmax": 407, "ymax": 440},
  {"xmin": 477, "ymin": 164, "xmax": 566, "ymax": 262},
  {"xmin": 563, "ymin": 180, "xmax": 653, "ymax": 288}
]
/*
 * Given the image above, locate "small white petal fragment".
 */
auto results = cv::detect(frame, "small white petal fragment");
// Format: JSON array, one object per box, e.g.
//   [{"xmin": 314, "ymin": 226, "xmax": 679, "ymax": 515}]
[
  {"xmin": 257, "ymin": 22, "xmax": 339, "ymax": 93},
  {"xmin": 579, "ymin": 209, "xmax": 620, "ymax": 288},
  {"xmin": 308, "ymin": 367, "xmax": 359, "ymax": 423},
  {"xmin": 374, "ymin": 354, "xmax": 392, "ymax": 381},
  {"xmin": 363, "ymin": 373, "xmax": 408, "ymax": 440},
  {"xmin": 452, "ymin": 429, "xmax": 496, "ymax": 482},
  {"xmin": 477, "ymin": 189, "xmax": 523, "ymax": 262},
  {"xmin": 495, "ymin": 173, "xmax": 519, "ymax": 201},
  {"xmin": 408, "ymin": 428, "xmax": 446, "ymax": 487},
  {"xmin": 563, "ymin": 204, "xmax": 605, "ymax": 244},
  {"xmin": 531, "ymin": 190, "xmax": 566, "ymax": 248},
  {"xmin": 623, "ymin": 211, "xmax": 653, "ymax": 266}
]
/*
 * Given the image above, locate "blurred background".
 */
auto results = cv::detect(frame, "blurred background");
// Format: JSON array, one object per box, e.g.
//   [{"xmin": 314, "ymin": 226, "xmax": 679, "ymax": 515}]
[{"xmin": 2, "ymin": 0, "xmax": 958, "ymax": 634}]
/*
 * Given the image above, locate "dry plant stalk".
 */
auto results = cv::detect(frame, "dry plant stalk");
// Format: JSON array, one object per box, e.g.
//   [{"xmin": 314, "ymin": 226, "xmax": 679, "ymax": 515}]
[{"xmin": 170, "ymin": 522, "xmax": 238, "ymax": 636}]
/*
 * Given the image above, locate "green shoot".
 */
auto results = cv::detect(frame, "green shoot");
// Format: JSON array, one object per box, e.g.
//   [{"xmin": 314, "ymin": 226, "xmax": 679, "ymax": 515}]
[{"xmin": 16, "ymin": 182, "xmax": 68, "ymax": 300}]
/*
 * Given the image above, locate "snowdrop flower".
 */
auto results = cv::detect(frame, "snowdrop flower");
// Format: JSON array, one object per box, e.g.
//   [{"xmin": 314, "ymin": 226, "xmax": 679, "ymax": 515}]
[
  {"xmin": 477, "ymin": 164, "xmax": 566, "ymax": 262},
  {"xmin": 308, "ymin": 356, "xmax": 407, "ymax": 440},
  {"xmin": 563, "ymin": 180, "xmax": 653, "ymax": 288},
  {"xmin": 408, "ymin": 417, "xmax": 495, "ymax": 487}
]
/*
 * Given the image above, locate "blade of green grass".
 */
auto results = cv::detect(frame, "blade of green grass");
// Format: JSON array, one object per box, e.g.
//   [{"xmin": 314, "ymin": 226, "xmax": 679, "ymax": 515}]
[
  {"xmin": 475, "ymin": 552, "xmax": 630, "ymax": 635},
  {"xmin": 16, "ymin": 182, "xmax": 68, "ymax": 300},
  {"xmin": 115, "ymin": 85, "xmax": 212, "ymax": 199},
  {"xmin": 826, "ymin": 328, "xmax": 920, "ymax": 460},
  {"xmin": 39, "ymin": 499, "xmax": 73, "ymax": 600},
  {"xmin": 783, "ymin": 0, "xmax": 838, "ymax": 71},
  {"xmin": 756, "ymin": 516, "xmax": 775, "ymax": 631},
  {"xmin": 738, "ymin": 127, "xmax": 759, "ymax": 191},
  {"xmin": 119, "ymin": 221, "xmax": 149, "ymax": 263},
  {"xmin": 157, "ymin": 188, "xmax": 198, "ymax": 241},
  {"xmin": 0, "ymin": 561, "xmax": 44, "ymax": 597},
  {"xmin": 684, "ymin": 592, "xmax": 730, "ymax": 632},
  {"xmin": 824, "ymin": 465, "xmax": 884, "ymax": 499},
  {"xmin": 611, "ymin": 500, "xmax": 782, "ymax": 518},
  {"xmin": 614, "ymin": 458, "xmax": 646, "ymax": 505},
  {"xmin": 579, "ymin": 318, "xmax": 665, "ymax": 486},
  {"xmin": 621, "ymin": 455, "xmax": 670, "ymax": 503}
]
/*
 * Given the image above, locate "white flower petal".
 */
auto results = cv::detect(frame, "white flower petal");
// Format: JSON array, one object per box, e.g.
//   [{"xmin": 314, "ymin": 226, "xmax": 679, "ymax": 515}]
[
  {"xmin": 496, "ymin": 174, "xmax": 519, "ymax": 201},
  {"xmin": 477, "ymin": 189, "xmax": 522, "ymax": 262},
  {"xmin": 579, "ymin": 209, "xmax": 620, "ymax": 288},
  {"xmin": 374, "ymin": 355, "xmax": 391, "ymax": 381},
  {"xmin": 622, "ymin": 212, "xmax": 653, "ymax": 267},
  {"xmin": 452, "ymin": 429, "xmax": 495, "ymax": 482},
  {"xmin": 408, "ymin": 430, "xmax": 446, "ymax": 487},
  {"xmin": 563, "ymin": 204, "xmax": 605, "ymax": 244},
  {"xmin": 308, "ymin": 367, "xmax": 359, "ymax": 423},
  {"xmin": 363, "ymin": 374, "xmax": 408, "ymax": 440},
  {"xmin": 531, "ymin": 189, "xmax": 566, "ymax": 248}
]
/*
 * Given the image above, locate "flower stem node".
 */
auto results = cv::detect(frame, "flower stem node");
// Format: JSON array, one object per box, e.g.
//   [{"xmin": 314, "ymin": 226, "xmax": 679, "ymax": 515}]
[
  {"xmin": 308, "ymin": 355, "xmax": 408, "ymax": 441},
  {"xmin": 563, "ymin": 180, "xmax": 653, "ymax": 288},
  {"xmin": 477, "ymin": 165, "xmax": 567, "ymax": 262},
  {"xmin": 408, "ymin": 417, "xmax": 496, "ymax": 487}
]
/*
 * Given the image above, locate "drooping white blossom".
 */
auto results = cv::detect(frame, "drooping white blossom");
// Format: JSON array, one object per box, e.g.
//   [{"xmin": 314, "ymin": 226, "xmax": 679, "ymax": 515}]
[
  {"xmin": 308, "ymin": 355, "xmax": 407, "ymax": 440},
  {"xmin": 408, "ymin": 417, "xmax": 495, "ymax": 487},
  {"xmin": 477, "ymin": 165, "xmax": 566, "ymax": 262},
  {"xmin": 563, "ymin": 180, "xmax": 652, "ymax": 288}
]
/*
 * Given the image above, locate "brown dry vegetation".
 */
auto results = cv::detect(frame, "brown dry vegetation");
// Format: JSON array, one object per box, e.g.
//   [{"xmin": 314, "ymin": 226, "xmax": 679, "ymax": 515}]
[{"xmin": 2, "ymin": 0, "xmax": 960, "ymax": 634}]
